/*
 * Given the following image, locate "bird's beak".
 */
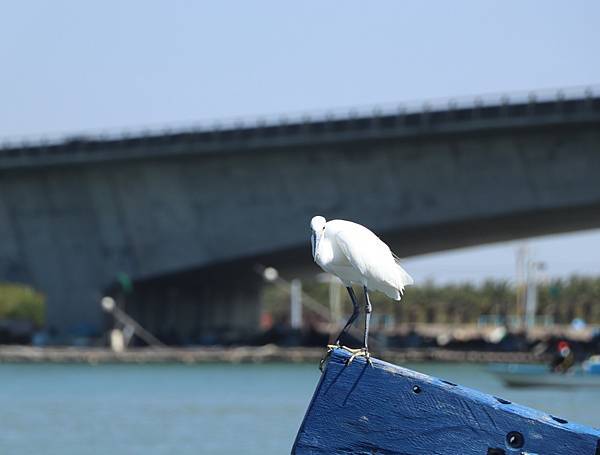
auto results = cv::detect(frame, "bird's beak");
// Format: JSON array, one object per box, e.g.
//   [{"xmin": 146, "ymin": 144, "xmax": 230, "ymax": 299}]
[{"xmin": 311, "ymin": 231, "xmax": 316, "ymax": 258}]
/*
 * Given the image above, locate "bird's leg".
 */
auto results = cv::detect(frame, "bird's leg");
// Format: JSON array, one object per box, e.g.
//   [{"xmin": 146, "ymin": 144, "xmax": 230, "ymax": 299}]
[
  {"xmin": 332, "ymin": 286, "xmax": 361, "ymax": 347},
  {"xmin": 363, "ymin": 286, "xmax": 372, "ymax": 353},
  {"xmin": 346, "ymin": 286, "xmax": 373, "ymax": 367},
  {"xmin": 321, "ymin": 287, "xmax": 362, "ymax": 371}
]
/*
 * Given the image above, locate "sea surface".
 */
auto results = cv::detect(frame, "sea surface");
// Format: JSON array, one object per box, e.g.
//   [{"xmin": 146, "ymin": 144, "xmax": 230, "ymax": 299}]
[{"xmin": 0, "ymin": 361, "xmax": 598, "ymax": 454}]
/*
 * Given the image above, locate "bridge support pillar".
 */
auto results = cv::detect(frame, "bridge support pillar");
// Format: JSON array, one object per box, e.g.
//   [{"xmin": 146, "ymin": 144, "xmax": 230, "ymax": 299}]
[{"xmin": 121, "ymin": 265, "xmax": 262, "ymax": 345}]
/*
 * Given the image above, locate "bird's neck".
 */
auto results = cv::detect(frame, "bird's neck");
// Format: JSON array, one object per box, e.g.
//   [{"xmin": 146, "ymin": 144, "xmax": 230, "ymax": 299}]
[{"xmin": 315, "ymin": 237, "xmax": 334, "ymax": 267}]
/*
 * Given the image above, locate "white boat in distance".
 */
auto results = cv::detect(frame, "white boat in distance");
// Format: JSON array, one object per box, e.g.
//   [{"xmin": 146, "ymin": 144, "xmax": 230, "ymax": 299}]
[{"xmin": 489, "ymin": 361, "xmax": 600, "ymax": 388}]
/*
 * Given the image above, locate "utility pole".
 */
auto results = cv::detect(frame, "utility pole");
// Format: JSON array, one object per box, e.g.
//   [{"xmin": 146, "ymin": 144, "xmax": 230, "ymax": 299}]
[
  {"xmin": 290, "ymin": 279, "xmax": 303, "ymax": 330},
  {"xmin": 524, "ymin": 260, "xmax": 545, "ymax": 330},
  {"xmin": 328, "ymin": 276, "xmax": 342, "ymax": 326},
  {"xmin": 515, "ymin": 245, "xmax": 528, "ymax": 329},
  {"xmin": 316, "ymin": 273, "xmax": 343, "ymax": 338}
]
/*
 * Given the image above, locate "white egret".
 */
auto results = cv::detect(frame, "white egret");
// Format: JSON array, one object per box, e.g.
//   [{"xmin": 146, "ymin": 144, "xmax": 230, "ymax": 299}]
[{"xmin": 310, "ymin": 216, "xmax": 413, "ymax": 364}]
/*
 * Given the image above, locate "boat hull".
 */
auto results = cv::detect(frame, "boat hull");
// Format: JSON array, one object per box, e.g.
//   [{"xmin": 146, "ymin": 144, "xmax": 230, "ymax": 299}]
[{"xmin": 293, "ymin": 349, "xmax": 600, "ymax": 454}]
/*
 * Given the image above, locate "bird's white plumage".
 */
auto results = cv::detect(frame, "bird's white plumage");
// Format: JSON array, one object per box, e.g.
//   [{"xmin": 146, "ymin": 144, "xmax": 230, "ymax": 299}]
[{"xmin": 311, "ymin": 217, "xmax": 413, "ymax": 300}]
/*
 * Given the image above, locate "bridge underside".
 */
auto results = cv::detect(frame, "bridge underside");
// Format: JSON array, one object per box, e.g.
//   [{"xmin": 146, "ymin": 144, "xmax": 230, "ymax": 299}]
[
  {"xmin": 123, "ymin": 201, "xmax": 600, "ymax": 346},
  {"xmin": 120, "ymin": 262, "xmax": 261, "ymax": 345}
]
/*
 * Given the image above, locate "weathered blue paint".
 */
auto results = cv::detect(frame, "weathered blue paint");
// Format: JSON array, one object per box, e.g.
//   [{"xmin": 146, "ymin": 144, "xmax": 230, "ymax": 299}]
[{"xmin": 292, "ymin": 348, "xmax": 600, "ymax": 454}]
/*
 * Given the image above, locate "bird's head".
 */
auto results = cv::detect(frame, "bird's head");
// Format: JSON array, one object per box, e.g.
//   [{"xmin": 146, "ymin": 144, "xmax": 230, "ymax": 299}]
[
  {"xmin": 310, "ymin": 216, "xmax": 327, "ymax": 259},
  {"xmin": 310, "ymin": 215, "xmax": 326, "ymax": 232}
]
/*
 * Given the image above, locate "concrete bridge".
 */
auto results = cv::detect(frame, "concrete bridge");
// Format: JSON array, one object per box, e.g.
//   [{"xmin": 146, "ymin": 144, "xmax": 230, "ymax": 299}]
[{"xmin": 1, "ymin": 87, "xmax": 599, "ymax": 340}]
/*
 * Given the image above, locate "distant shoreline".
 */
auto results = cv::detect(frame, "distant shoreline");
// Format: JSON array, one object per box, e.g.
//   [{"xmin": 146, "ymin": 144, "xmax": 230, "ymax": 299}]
[{"xmin": 0, "ymin": 345, "xmax": 547, "ymax": 365}]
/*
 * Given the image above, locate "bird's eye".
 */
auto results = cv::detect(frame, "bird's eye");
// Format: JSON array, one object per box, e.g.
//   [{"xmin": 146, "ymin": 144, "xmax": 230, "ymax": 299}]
[{"xmin": 322, "ymin": 226, "xmax": 325, "ymax": 230}]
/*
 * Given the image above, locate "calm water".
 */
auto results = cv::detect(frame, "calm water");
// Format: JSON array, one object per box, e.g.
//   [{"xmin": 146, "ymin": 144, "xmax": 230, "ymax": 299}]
[{"xmin": 0, "ymin": 361, "xmax": 598, "ymax": 454}]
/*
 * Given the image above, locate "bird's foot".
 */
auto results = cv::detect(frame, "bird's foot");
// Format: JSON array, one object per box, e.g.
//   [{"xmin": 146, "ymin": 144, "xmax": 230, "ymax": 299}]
[
  {"xmin": 345, "ymin": 348, "xmax": 373, "ymax": 367},
  {"xmin": 333, "ymin": 345, "xmax": 365, "ymax": 356},
  {"xmin": 320, "ymin": 345, "xmax": 374, "ymax": 370},
  {"xmin": 340, "ymin": 346, "xmax": 363, "ymax": 355},
  {"xmin": 319, "ymin": 344, "xmax": 340, "ymax": 372}
]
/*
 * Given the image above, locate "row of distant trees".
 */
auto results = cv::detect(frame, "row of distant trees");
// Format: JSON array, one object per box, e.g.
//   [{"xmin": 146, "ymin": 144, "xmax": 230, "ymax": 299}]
[
  {"xmin": 0, "ymin": 283, "xmax": 45, "ymax": 326},
  {"xmin": 2, "ymin": 275, "xmax": 599, "ymax": 328},
  {"xmin": 398, "ymin": 277, "xmax": 600, "ymax": 325},
  {"xmin": 263, "ymin": 276, "xmax": 600, "ymax": 326}
]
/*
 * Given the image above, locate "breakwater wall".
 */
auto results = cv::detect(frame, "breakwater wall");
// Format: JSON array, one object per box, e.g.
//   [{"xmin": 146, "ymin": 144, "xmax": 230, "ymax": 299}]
[{"xmin": 0, "ymin": 345, "xmax": 547, "ymax": 364}]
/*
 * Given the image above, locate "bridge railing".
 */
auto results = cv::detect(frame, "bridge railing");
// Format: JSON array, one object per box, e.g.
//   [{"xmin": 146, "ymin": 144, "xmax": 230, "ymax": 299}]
[{"xmin": 1, "ymin": 84, "xmax": 598, "ymax": 152}]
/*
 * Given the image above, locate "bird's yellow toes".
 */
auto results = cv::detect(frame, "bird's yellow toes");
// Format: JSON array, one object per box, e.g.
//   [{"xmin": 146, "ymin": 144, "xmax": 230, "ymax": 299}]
[{"xmin": 344, "ymin": 348, "xmax": 372, "ymax": 366}]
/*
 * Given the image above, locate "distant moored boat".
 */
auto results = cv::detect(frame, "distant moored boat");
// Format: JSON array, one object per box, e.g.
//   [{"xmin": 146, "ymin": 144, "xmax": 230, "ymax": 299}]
[{"xmin": 488, "ymin": 359, "xmax": 600, "ymax": 388}]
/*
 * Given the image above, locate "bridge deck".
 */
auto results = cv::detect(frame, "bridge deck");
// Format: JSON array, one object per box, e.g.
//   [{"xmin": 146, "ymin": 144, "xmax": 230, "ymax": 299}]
[{"xmin": 1, "ymin": 88, "xmax": 599, "ymax": 170}]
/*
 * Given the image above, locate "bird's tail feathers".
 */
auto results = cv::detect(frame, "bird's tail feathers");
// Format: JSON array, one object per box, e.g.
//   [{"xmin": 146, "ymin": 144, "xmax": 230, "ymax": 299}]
[
  {"xmin": 392, "ymin": 254, "xmax": 414, "ymax": 287},
  {"xmin": 383, "ymin": 274, "xmax": 413, "ymax": 302},
  {"xmin": 396, "ymin": 265, "xmax": 414, "ymax": 288}
]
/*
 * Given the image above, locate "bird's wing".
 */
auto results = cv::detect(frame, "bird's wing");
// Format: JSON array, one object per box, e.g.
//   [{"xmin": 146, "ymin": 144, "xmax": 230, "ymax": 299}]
[
  {"xmin": 334, "ymin": 226, "xmax": 393, "ymax": 279},
  {"xmin": 333, "ymin": 226, "xmax": 373, "ymax": 277},
  {"xmin": 335, "ymin": 226, "xmax": 414, "ymax": 291}
]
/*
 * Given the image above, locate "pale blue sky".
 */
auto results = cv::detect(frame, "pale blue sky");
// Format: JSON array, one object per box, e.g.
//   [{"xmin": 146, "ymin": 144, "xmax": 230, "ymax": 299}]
[{"xmin": 1, "ymin": 1, "xmax": 599, "ymax": 282}]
